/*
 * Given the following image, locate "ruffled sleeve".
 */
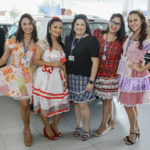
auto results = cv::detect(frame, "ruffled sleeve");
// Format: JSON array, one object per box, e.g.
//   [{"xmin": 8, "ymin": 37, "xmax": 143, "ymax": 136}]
[
  {"xmin": 5, "ymin": 38, "xmax": 16, "ymax": 49},
  {"xmin": 143, "ymin": 39, "xmax": 150, "ymax": 52},
  {"xmin": 37, "ymin": 38, "xmax": 49, "ymax": 51}
]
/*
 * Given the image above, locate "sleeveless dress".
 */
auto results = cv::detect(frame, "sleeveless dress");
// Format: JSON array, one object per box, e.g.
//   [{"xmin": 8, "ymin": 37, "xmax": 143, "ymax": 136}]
[
  {"xmin": 33, "ymin": 39, "xmax": 69, "ymax": 117},
  {"xmin": 117, "ymin": 36, "xmax": 150, "ymax": 106},
  {"xmin": 0, "ymin": 38, "xmax": 36, "ymax": 100}
]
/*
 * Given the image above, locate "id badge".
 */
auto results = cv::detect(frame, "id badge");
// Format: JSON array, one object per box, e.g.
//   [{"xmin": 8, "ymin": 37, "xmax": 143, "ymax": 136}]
[
  {"xmin": 69, "ymin": 55, "xmax": 75, "ymax": 61},
  {"xmin": 102, "ymin": 55, "xmax": 106, "ymax": 61},
  {"xmin": 21, "ymin": 56, "xmax": 29, "ymax": 64}
]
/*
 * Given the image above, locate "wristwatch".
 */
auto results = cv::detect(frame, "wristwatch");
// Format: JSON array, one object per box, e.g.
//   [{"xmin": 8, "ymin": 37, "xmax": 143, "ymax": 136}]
[{"xmin": 88, "ymin": 80, "xmax": 94, "ymax": 84}]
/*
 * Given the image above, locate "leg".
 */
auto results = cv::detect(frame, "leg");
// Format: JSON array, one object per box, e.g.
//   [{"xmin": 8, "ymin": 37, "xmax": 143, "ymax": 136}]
[
  {"xmin": 78, "ymin": 102, "xmax": 90, "ymax": 141},
  {"xmin": 78, "ymin": 102, "xmax": 90, "ymax": 132},
  {"xmin": 95, "ymin": 99, "xmax": 113, "ymax": 135},
  {"xmin": 40, "ymin": 113, "xmax": 55, "ymax": 137},
  {"xmin": 124, "ymin": 106, "xmax": 138, "ymax": 144},
  {"xmin": 51, "ymin": 113, "xmax": 62, "ymax": 136},
  {"xmin": 74, "ymin": 103, "xmax": 82, "ymax": 128},
  {"xmin": 19, "ymin": 100, "xmax": 32, "ymax": 146},
  {"xmin": 134, "ymin": 106, "xmax": 140, "ymax": 134}
]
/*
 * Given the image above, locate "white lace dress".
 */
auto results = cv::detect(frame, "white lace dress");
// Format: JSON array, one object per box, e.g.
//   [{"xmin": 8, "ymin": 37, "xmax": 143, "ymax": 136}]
[{"xmin": 33, "ymin": 39, "xmax": 69, "ymax": 117}]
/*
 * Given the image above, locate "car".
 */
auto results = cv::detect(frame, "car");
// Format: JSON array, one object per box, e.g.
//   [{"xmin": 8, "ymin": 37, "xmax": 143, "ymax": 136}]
[
  {"xmin": 6, "ymin": 15, "xmax": 108, "ymax": 41},
  {"xmin": 0, "ymin": 23, "xmax": 12, "ymax": 36}
]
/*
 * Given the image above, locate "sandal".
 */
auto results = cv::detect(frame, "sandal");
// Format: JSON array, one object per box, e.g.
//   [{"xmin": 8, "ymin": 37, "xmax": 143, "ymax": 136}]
[
  {"xmin": 124, "ymin": 129, "xmax": 140, "ymax": 141},
  {"xmin": 93, "ymin": 128, "xmax": 108, "ymax": 137},
  {"xmin": 74, "ymin": 127, "xmax": 82, "ymax": 137},
  {"xmin": 125, "ymin": 133, "xmax": 138, "ymax": 145},
  {"xmin": 81, "ymin": 131, "xmax": 90, "ymax": 141},
  {"xmin": 50, "ymin": 124, "xmax": 63, "ymax": 137}
]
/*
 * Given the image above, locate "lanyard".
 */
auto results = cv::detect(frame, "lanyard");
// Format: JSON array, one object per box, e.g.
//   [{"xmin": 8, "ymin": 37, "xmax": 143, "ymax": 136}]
[
  {"xmin": 23, "ymin": 38, "xmax": 32, "ymax": 55},
  {"xmin": 103, "ymin": 34, "xmax": 108, "ymax": 51},
  {"xmin": 125, "ymin": 34, "xmax": 137, "ymax": 55},
  {"xmin": 70, "ymin": 33, "xmax": 86, "ymax": 54}
]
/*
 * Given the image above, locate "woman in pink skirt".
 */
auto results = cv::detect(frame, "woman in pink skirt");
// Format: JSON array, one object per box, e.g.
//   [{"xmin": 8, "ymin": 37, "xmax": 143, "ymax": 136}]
[{"xmin": 117, "ymin": 10, "xmax": 150, "ymax": 145}]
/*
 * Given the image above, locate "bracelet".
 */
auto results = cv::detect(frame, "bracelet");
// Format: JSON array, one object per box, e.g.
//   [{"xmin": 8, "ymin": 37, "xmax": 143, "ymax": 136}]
[{"xmin": 88, "ymin": 80, "xmax": 94, "ymax": 84}]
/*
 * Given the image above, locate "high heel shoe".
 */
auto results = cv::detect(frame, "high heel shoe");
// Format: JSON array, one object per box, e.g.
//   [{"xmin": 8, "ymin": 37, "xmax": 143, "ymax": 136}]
[
  {"xmin": 43, "ymin": 127, "xmax": 57, "ymax": 140},
  {"xmin": 125, "ymin": 132, "xmax": 138, "ymax": 145},
  {"xmin": 50, "ymin": 124, "xmax": 63, "ymax": 137},
  {"xmin": 123, "ymin": 129, "xmax": 140, "ymax": 141}
]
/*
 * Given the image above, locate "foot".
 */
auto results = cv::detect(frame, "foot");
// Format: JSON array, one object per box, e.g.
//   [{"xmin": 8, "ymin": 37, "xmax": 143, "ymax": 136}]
[
  {"xmin": 108, "ymin": 120, "xmax": 116, "ymax": 130},
  {"xmin": 24, "ymin": 129, "xmax": 32, "ymax": 146},
  {"xmin": 50, "ymin": 124, "xmax": 62, "ymax": 137},
  {"xmin": 81, "ymin": 130, "xmax": 90, "ymax": 141},
  {"xmin": 125, "ymin": 133, "xmax": 138, "ymax": 145},
  {"xmin": 45, "ymin": 127, "xmax": 55, "ymax": 137},
  {"xmin": 93, "ymin": 124, "xmax": 110, "ymax": 137},
  {"xmin": 74, "ymin": 127, "xmax": 82, "ymax": 137},
  {"xmin": 124, "ymin": 129, "xmax": 140, "ymax": 141}
]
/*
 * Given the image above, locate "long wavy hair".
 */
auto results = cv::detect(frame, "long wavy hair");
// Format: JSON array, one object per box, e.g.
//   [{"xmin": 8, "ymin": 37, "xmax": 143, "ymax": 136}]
[
  {"xmin": 102, "ymin": 13, "xmax": 125, "ymax": 43},
  {"xmin": 128, "ymin": 10, "xmax": 148, "ymax": 49},
  {"xmin": 69, "ymin": 14, "xmax": 91, "ymax": 40},
  {"xmin": 16, "ymin": 13, "xmax": 38, "ymax": 43},
  {"xmin": 46, "ymin": 17, "xmax": 64, "ymax": 49}
]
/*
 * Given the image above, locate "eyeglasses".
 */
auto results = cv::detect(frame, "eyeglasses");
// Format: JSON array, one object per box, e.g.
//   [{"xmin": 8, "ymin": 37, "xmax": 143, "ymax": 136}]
[{"xmin": 110, "ymin": 21, "xmax": 121, "ymax": 27}]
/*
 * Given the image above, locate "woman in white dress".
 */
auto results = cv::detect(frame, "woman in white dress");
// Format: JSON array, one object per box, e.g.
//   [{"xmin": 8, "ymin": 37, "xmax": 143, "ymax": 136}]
[{"xmin": 33, "ymin": 17, "xmax": 69, "ymax": 140}]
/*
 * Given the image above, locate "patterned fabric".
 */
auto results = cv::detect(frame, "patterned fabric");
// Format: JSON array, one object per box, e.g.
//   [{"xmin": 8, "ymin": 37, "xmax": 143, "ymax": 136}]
[
  {"xmin": 33, "ymin": 39, "xmax": 69, "ymax": 117},
  {"xmin": 95, "ymin": 77, "xmax": 119, "ymax": 99},
  {"xmin": 93, "ymin": 29, "xmax": 123, "ymax": 99},
  {"xmin": 93, "ymin": 29, "xmax": 123, "ymax": 78},
  {"xmin": 118, "ymin": 36, "xmax": 150, "ymax": 106},
  {"xmin": 0, "ymin": 38, "xmax": 36, "ymax": 99},
  {"xmin": 68, "ymin": 74, "xmax": 96, "ymax": 103}
]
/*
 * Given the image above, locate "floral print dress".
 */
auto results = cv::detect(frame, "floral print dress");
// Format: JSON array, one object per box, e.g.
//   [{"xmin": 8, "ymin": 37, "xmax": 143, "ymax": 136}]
[{"xmin": 0, "ymin": 38, "xmax": 36, "ymax": 100}]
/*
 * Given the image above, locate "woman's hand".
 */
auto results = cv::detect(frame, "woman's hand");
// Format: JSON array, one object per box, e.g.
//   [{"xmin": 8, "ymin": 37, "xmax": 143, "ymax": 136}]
[
  {"xmin": 52, "ymin": 61, "xmax": 63, "ymax": 68},
  {"xmin": 85, "ymin": 83, "xmax": 94, "ymax": 91},
  {"xmin": 129, "ymin": 63, "xmax": 143, "ymax": 72},
  {"xmin": 64, "ymin": 80, "xmax": 68, "ymax": 89}
]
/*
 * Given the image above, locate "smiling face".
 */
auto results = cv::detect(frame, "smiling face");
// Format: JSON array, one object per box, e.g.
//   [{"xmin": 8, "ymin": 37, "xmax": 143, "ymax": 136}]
[
  {"xmin": 21, "ymin": 17, "xmax": 34, "ymax": 34},
  {"xmin": 74, "ymin": 19, "xmax": 86, "ymax": 37},
  {"xmin": 128, "ymin": 13, "xmax": 142, "ymax": 33},
  {"xmin": 109, "ymin": 17, "xmax": 121, "ymax": 33},
  {"xmin": 49, "ymin": 21, "xmax": 62, "ymax": 38}
]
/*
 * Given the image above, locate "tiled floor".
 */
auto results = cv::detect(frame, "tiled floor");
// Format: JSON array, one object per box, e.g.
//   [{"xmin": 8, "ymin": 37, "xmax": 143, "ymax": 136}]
[{"xmin": 0, "ymin": 96, "xmax": 150, "ymax": 150}]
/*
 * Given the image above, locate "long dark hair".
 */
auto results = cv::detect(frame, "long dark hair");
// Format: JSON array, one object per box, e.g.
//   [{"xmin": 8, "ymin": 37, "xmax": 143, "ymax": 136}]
[
  {"xmin": 102, "ymin": 13, "xmax": 125, "ymax": 43},
  {"xmin": 46, "ymin": 17, "xmax": 64, "ymax": 49},
  {"xmin": 16, "ymin": 13, "xmax": 38, "ymax": 43},
  {"xmin": 69, "ymin": 14, "xmax": 91, "ymax": 39},
  {"xmin": 128, "ymin": 10, "xmax": 148, "ymax": 49}
]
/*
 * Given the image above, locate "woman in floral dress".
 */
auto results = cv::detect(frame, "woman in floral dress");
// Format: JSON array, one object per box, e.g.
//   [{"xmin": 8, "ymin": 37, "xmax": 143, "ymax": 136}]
[
  {"xmin": 0, "ymin": 14, "xmax": 38, "ymax": 146},
  {"xmin": 33, "ymin": 17, "xmax": 69, "ymax": 140}
]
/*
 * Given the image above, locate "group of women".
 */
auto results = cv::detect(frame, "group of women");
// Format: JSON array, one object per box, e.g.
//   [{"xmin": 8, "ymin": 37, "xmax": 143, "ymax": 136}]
[{"xmin": 0, "ymin": 9, "xmax": 150, "ymax": 146}]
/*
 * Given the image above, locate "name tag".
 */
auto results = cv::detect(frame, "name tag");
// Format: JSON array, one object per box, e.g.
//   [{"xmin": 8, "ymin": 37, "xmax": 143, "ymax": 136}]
[
  {"xmin": 21, "ymin": 56, "xmax": 29, "ymax": 64},
  {"xmin": 102, "ymin": 55, "xmax": 106, "ymax": 61},
  {"xmin": 69, "ymin": 55, "xmax": 75, "ymax": 61}
]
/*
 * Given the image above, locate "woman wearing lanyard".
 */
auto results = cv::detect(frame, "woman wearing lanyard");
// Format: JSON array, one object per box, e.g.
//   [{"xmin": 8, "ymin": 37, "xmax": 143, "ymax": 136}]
[
  {"xmin": 64, "ymin": 14, "xmax": 99, "ymax": 141},
  {"xmin": 117, "ymin": 10, "xmax": 150, "ymax": 145},
  {"xmin": 93, "ymin": 13, "xmax": 126, "ymax": 137},
  {"xmin": 0, "ymin": 13, "xmax": 38, "ymax": 146}
]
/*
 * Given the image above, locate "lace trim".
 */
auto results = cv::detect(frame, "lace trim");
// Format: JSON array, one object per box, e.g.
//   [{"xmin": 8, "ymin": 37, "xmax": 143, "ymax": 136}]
[{"xmin": 96, "ymin": 77, "xmax": 119, "ymax": 84}]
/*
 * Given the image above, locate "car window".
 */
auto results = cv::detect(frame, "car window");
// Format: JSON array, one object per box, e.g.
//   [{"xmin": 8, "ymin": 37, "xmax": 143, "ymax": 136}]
[
  {"xmin": 6, "ymin": 16, "xmax": 108, "ymax": 42},
  {"xmin": 62, "ymin": 22, "xmax": 108, "ymax": 41}
]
